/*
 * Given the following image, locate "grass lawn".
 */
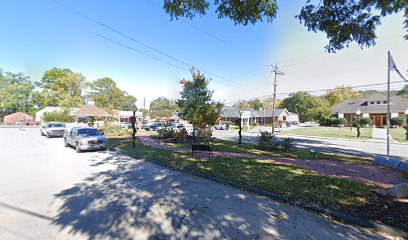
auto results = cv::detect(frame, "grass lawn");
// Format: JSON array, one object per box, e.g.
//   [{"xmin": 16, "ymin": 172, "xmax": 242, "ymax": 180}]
[
  {"xmin": 390, "ymin": 128, "xmax": 407, "ymax": 143},
  {"xmin": 281, "ymin": 126, "xmax": 372, "ymax": 140},
  {"xmin": 108, "ymin": 137, "xmax": 408, "ymax": 231},
  {"xmin": 108, "ymin": 137, "xmax": 375, "ymax": 210},
  {"xmin": 158, "ymin": 138, "xmax": 372, "ymax": 165}
]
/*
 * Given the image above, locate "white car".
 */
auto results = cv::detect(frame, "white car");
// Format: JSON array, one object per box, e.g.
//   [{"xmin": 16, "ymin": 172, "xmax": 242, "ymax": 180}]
[
  {"xmin": 41, "ymin": 123, "xmax": 66, "ymax": 138},
  {"xmin": 120, "ymin": 122, "xmax": 132, "ymax": 129},
  {"xmin": 214, "ymin": 124, "xmax": 229, "ymax": 130}
]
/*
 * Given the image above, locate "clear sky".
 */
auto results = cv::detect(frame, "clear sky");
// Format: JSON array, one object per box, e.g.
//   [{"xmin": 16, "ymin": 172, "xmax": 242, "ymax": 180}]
[{"xmin": 1, "ymin": 0, "xmax": 407, "ymax": 108}]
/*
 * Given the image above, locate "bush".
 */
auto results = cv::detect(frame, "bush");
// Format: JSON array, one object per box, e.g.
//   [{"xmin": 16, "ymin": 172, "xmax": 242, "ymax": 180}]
[
  {"xmin": 103, "ymin": 125, "xmax": 129, "ymax": 136},
  {"xmin": 321, "ymin": 117, "xmax": 346, "ymax": 126},
  {"xmin": 42, "ymin": 108, "xmax": 73, "ymax": 122},
  {"xmin": 157, "ymin": 128, "xmax": 174, "ymax": 139},
  {"xmin": 257, "ymin": 131, "xmax": 279, "ymax": 151},
  {"xmin": 390, "ymin": 117, "xmax": 405, "ymax": 127},
  {"xmin": 358, "ymin": 117, "xmax": 372, "ymax": 126},
  {"xmin": 195, "ymin": 127, "xmax": 212, "ymax": 141},
  {"xmin": 281, "ymin": 138, "xmax": 294, "ymax": 151},
  {"xmin": 251, "ymin": 122, "xmax": 258, "ymax": 126},
  {"xmin": 174, "ymin": 129, "xmax": 188, "ymax": 143}
]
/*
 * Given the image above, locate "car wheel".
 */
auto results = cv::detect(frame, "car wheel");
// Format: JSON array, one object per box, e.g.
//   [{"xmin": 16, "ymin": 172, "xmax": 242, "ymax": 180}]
[{"xmin": 76, "ymin": 143, "xmax": 82, "ymax": 153}]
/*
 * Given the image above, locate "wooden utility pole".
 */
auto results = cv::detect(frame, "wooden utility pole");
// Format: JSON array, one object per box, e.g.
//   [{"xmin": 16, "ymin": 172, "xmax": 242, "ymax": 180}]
[{"xmin": 272, "ymin": 64, "xmax": 284, "ymax": 134}]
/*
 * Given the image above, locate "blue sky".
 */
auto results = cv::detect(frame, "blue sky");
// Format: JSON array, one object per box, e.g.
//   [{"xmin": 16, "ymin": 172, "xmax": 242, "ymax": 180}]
[{"xmin": 1, "ymin": 0, "xmax": 407, "ymax": 108}]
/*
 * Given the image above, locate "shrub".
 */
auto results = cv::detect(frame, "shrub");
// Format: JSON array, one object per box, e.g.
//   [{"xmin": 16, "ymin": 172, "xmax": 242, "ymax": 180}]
[
  {"xmin": 174, "ymin": 128, "xmax": 188, "ymax": 143},
  {"xmin": 281, "ymin": 138, "xmax": 294, "ymax": 151},
  {"xmin": 103, "ymin": 125, "xmax": 129, "ymax": 136},
  {"xmin": 321, "ymin": 117, "xmax": 346, "ymax": 126},
  {"xmin": 390, "ymin": 117, "xmax": 405, "ymax": 127},
  {"xmin": 257, "ymin": 130, "xmax": 279, "ymax": 151},
  {"xmin": 358, "ymin": 117, "xmax": 372, "ymax": 126},
  {"xmin": 195, "ymin": 127, "xmax": 212, "ymax": 141},
  {"xmin": 42, "ymin": 108, "xmax": 73, "ymax": 122},
  {"xmin": 251, "ymin": 122, "xmax": 258, "ymax": 126},
  {"xmin": 157, "ymin": 128, "xmax": 174, "ymax": 139}
]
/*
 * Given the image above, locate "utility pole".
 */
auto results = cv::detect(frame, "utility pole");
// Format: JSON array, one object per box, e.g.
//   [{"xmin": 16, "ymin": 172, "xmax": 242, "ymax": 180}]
[{"xmin": 271, "ymin": 64, "xmax": 284, "ymax": 134}]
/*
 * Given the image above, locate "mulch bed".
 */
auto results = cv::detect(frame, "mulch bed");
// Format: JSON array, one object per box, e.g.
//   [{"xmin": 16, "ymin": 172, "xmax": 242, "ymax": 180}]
[{"xmin": 341, "ymin": 192, "xmax": 408, "ymax": 232}]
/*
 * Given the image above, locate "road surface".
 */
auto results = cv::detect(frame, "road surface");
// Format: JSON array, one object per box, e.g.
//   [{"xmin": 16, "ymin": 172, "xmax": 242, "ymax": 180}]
[
  {"xmin": 0, "ymin": 128, "xmax": 385, "ymax": 239},
  {"xmin": 213, "ymin": 127, "xmax": 408, "ymax": 161}
]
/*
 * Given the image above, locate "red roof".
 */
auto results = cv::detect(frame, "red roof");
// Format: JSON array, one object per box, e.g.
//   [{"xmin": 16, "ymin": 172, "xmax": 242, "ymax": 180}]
[{"xmin": 4, "ymin": 112, "xmax": 33, "ymax": 124}]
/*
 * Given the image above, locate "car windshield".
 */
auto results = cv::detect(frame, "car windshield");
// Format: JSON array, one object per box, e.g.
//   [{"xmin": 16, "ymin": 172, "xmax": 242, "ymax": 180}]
[
  {"xmin": 49, "ymin": 124, "xmax": 64, "ymax": 128},
  {"xmin": 77, "ymin": 128, "xmax": 101, "ymax": 136}
]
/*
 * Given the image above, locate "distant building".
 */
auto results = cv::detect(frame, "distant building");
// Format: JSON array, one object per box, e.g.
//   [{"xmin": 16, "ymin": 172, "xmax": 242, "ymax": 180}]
[
  {"xmin": 331, "ymin": 94, "xmax": 408, "ymax": 127},
  {"xmin": 4, "ymin": 112, "xmax": 33, "ymax": 124},
  {"xmin": 220, "ymin": 106, "xmax": 298, "ymax": 126}
]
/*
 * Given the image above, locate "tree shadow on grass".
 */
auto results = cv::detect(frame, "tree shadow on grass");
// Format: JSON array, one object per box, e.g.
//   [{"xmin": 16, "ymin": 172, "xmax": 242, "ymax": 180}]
[{"xmin": 51, "ymin": 149, "xmax": 383, "ymax": 240}]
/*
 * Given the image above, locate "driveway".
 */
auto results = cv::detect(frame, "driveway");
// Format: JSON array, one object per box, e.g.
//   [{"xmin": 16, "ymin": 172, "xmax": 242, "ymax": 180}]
[
  {"xmin": 0, "ymin": 128, "xmax": 385, "ymax": 239},
  {"xmin": 212, "ymin": 127, "xmax": 408, "ymax": 161}
]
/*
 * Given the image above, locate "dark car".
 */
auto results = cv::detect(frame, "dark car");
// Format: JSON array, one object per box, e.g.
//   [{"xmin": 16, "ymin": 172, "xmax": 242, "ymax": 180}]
[{"xmin": 144, "ymin": 123, "xmax": 163, "ymax": 131}]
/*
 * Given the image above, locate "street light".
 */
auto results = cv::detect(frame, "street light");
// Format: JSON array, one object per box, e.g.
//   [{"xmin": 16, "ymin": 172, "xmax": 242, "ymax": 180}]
[{"xmin": 131, "ymin": 103, "xmax": 138, "ymax": 148}]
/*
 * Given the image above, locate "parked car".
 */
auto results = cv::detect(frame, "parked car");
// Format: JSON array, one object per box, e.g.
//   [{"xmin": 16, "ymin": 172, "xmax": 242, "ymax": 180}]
[
  {"xmin": 120, "ymin": 122, "xmax": 132, "ymax": 129},
  {"xmin": 64, "ymin": 127, "xmax": 107, "ymax": 153},
  {"xmin": 41, "ymin": 123, "xmax": 66, "ymax": 138},
  {"xmin": 19, "ymin": 120, "xmax": 40, "ymax": 126},
  {"xmin": 214, "ymin": 123, "xmax": 229, "ymax": 130},
  {"xmin": 144, "ymin": 123, "xmax": 163, "ymax": 131}
]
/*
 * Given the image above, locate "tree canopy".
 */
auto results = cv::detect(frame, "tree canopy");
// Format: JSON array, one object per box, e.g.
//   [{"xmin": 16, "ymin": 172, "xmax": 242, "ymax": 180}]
[
  {"xmin": 163, "ymin": 0, "xmax": 407, "ymax": 52},
  {"xmin": 177, "ymin": 68, "xmax": 223, "ymax": 129},
  {"xmin": 282, "ymin": 91, "xmax": 331, "ymax": 122},
  {"xmin": 34, "ymin": 68, "xmax": 86, "ymax": 108},
  {"xmin": 0, "ymin": 71, "xmax": 35, "ymax": 116},
  {"xmin": 149, "ymin": 97, "xmax": 178, "ymax": 118},
  {"xmin": 324, "ymin": 85, "xmax": 362, "ymax": 106},
  {"xmin": 88, "ymin": 77, "xmax": 137, "ymax": 111}
]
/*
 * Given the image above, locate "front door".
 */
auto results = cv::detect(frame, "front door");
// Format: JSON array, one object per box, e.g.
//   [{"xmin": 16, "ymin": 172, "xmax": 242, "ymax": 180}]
[{"xmin": 374, "ymin": 116, "xmax": 382, "ymax": 127}]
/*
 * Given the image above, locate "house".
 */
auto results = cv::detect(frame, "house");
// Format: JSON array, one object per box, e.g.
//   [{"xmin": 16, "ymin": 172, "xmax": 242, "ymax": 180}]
[
  {"xmin": 220, "ymin": 106, "xmax": 297, "ymax": 127},
  {"xmin": 331, "ymin": 94, "xmax": 408, "ymax": 127},
  {"xmin": 4, "ymin": 112, "xmax": 33, "ymax": 124},
  {"xmin": 35, "ymin": 107, "xmax": 80, "ymax": 122}
]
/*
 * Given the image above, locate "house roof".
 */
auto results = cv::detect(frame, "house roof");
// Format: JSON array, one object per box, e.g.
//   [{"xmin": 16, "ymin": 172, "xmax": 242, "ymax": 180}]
[
  {"xmin": 331, "ymin": 94, "xmax": 408, "ymax": 114},
  {"xmin": 220, "ymin": 106, "xmax": 290, "ymax": 118},
  {"xmin": 69, "ymin": 105, "xmax": 111, "ymax": 117},
  {"xmin": 4, "ymin": 112, "xmax": 33, "ymax": 123}
]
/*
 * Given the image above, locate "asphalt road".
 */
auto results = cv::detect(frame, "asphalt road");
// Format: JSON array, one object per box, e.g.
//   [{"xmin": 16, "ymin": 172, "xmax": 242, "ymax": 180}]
[
  {"xmin": 0, "ymin": 128, "xmax": 386, "ymax": 239},
  {"xmin": 213, "ymin": 127, "xmax": 408, "ymax": 161}
]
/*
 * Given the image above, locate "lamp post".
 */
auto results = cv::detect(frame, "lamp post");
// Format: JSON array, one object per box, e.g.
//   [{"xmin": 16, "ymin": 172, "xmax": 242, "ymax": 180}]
[
  {"xmin": 356, "ymin": 109, "xmax": 361, "ymax": 138},
  {"xmin": 405, "ymin": 109, "xmax": 408, "ymax": 141},
  {"xmin": 131, "ymin": 103, "xmax": 138, "ymax": 148}
]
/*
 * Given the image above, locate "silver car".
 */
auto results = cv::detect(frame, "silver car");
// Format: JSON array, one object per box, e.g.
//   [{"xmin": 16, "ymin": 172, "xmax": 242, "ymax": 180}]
[
  {"xmin": 41, "ymin": 123, "xmax": 66, "ymax": 138},
  {"xmin": 64, "ymin": 127, "xmax": 107, "ymax": 153}
]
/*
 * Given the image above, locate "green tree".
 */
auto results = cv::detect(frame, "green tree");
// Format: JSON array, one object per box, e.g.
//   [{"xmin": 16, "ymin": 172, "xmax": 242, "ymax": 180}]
[
  {"xmin": 261, "ymin": 97, "xmax": 283, "ymax": 110},
  {"xmin": 149, "ymin": 97, "xmax": 178, "ymax": 118},
  {"xmin": 35, "ymin": 68, "xmax": 86, "ymax": 108},
  {"xmin": 0, "ymin": 71, "xmax": 35, "ymax": 116},
  {"xmin": 282, "ymin": 92, "xmax": 330, "ymax": 122},
  {"xmin": 324, "ymin": 85, "xmax": 362, "ymax": 106},
  {"xmin": 42, "ymin": 108, "xmax": 73, "ymax": 122},
  {"xmin": 163, "ymin": 1, "xmax": 407, "ymax": 52},
  {"xmin": 88, "ymin": 77, "xmax": 137, "ymax": 111},
  {"xmin": 397, "ymin": 84, "xmax": 408, "ymax": 98},
  {"xmin": 177, "ymin": 68, "xmax": 223, "ymax": 133}
]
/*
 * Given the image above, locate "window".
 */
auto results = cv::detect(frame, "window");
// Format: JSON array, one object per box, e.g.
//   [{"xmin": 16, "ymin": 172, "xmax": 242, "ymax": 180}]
[
  {"xmin": 383, "ymin": 101, "xmax": 387, "ymax": 104},
  {"xmin": 377, "ymin": 101, "xmax": 381, "ymax": 104},
  {"xmin": 370, "ymin": 101, "xmax": 374, "ymax": 104}
]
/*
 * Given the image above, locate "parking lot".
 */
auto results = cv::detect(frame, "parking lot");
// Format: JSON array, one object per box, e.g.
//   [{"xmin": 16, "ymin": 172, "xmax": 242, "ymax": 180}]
[{"xmin": 0, "ymin": 127, "xmax": 385, "ymax": 239}]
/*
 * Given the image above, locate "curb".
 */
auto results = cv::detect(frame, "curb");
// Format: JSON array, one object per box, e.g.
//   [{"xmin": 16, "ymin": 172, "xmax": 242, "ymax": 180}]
[{"xmin": 110, "ymin": 147, "xmax": 408, "ymax": 239}]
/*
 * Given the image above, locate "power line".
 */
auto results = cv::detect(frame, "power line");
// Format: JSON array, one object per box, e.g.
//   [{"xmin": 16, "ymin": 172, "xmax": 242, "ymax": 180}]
[
  {"xmin": 224, "ymin": 80, "xmax": 407, "ymax": 105},
  {"xmin": 51, "ymin": 0, "xmax": 237, "ymax": 86}
]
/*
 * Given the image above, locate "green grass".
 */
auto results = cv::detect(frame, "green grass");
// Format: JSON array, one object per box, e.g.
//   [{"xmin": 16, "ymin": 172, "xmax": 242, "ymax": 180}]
[
  {"xmin": 281, "ymin": 126, "xmax": 372, "ymax": 140},
  {"xmin": 108, "ymin": 137, "xmax": 377, "ymax": 211},
  {"xmin": 158, "ymin": 138, "xmax": 372, "ymax": 165},
  {"xmin": 390, "ymin": 128, "xmax": 407, "ymax": 143}
]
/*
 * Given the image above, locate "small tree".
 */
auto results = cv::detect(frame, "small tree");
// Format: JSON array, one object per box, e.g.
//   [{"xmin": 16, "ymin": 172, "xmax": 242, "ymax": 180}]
[
  {"xmin": 177, "ymin": 68, "xmax": 223, "ymax": 141},
  {"xmin": 390, "ymin": 117, "xmax": 405, "ymax": 127},
  {"xmin": 42, "ymin": 108, "xmax": 73, "ymax": 122},
  {"xmin": 358, "ymin": 117, "xmax": 372, "ymax": 127}
]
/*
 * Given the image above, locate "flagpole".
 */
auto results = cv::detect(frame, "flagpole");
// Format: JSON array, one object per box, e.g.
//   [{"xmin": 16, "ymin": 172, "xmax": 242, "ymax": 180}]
[{"xmin": 386, "ymin": 51, "xmax": 391, "ymax": 158}]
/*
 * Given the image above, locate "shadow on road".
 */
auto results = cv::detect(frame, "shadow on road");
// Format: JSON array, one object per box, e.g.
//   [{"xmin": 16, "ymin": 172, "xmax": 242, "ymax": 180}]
[{"xmin": 49, "ymin": 153, "xmax": 379, "ymax": 240}]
